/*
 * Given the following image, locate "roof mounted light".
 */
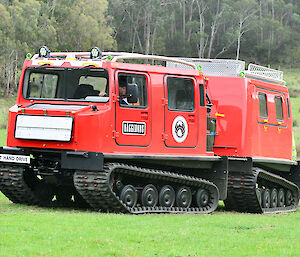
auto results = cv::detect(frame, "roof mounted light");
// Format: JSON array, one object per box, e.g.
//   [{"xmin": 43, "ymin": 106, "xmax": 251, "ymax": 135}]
[
  {"xmin": 90, "ymin": 47, "xmax": 102, "ymax": 59},
  {"xmin": 39, "ymin": 46, "xmax": 50, "ymax": 58}
]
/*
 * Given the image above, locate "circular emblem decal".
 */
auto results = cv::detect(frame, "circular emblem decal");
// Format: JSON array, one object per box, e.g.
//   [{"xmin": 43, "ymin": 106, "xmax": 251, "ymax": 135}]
[{"xmin": 172, "ymin": 116, "xmax": 188, "ymax": 143}]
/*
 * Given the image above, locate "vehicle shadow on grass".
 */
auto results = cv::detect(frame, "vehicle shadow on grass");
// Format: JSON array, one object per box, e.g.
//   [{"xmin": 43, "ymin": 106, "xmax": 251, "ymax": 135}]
[
  {"xmin": 1, "ymin": 195, "xmax": 298, "ymax": 215},
  {"xmin": 0, "ymin": 194, "xmax": 94, "ymax": 214}
]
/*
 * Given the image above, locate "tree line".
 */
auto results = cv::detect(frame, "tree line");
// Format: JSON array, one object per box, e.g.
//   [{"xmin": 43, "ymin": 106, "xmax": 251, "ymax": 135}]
[{"xmin": 0, "ymin": 0, "xmax": 299, "ymax": 96}]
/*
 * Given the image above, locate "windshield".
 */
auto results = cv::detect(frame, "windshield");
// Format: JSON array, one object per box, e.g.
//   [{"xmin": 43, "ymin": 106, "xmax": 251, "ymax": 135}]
[{"xmin": 23, "ymin": 67, "xmax": 109, "ymax": 102}]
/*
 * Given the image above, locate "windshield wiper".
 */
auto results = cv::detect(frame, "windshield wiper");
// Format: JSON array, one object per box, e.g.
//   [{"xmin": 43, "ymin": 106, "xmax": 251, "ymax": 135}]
[
  {"xmin": 37, "ymin": 63, "xmax": 52, "ymax": 67},
  {"xmin": 79, "ymin": 65, "xmax": 105, "ymax": 71},
  {"xmin": 80, "ymin": 64, "xmax": 97, "ymax": 69}
]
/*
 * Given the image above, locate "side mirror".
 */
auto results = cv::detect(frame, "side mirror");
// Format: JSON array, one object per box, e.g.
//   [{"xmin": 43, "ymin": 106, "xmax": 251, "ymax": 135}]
[{"xmin": 127, "ymin": 83, "xmax": 138, "ymax": 103}]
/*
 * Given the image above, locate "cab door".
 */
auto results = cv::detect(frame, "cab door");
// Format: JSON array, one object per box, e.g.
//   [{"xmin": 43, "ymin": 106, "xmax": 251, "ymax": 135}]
[
  {"xmin": 164, "ymin": 75, "xmax": 198, "ymax": 147},
  {"xmin": 115, "ymin": 71, "xmax": 151, "ymax": 146}
]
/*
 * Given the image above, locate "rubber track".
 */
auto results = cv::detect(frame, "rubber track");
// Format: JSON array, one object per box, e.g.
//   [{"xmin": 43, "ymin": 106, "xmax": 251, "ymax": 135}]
[
  {"xmin": 0, "ymin": 164, "xmax": 40, "ymax": 205},
  {"xmin": 225, "ymin": 168, "xmax": 299, "ymax": 213},
  {"xmin": 74, "ymin": 162, "xmax": 220, "ymax": 214}
]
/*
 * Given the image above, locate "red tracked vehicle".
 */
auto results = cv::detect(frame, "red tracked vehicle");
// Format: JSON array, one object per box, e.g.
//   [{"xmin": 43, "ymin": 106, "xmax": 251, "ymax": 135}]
[{"xmin": 0, "ymin": 46, "xmax": 299, "ymax": 214}]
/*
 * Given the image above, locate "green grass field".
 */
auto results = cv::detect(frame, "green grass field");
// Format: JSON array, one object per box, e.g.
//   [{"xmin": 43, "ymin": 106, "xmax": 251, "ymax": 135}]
[
  {"xmin": 291, "ymin": 98, "xmax": 300, "ymax": 144},
  {"xmin": 0, "ymin": 97, "xmax": 15, "ymax": 130},
  {"xmin": 0, "ymin": 129, "xmax": 5, "ymax": 147},
  {"xmin": 283, "ymin": 67, "xmax": 300, "ymax": 92},
  {"xmin": 0, "ymin": 96, "xmax": 15, "ymax": 146},
  {"xmin": 286, "ymin": 67, "xmax": 300, "ymax": 150},
  {"xmin": 0, "ymin": 193, "xmax": 299, "ymax": 257}
]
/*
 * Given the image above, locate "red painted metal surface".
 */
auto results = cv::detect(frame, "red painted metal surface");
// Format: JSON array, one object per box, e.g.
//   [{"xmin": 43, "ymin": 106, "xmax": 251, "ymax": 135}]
[
  {"xmin": 6, "ymin": 57, "xmax": 293, "ymax": 161},
  {"xmin": 208, "ymin": 76, "xmax": 292, "ymax": 160}
]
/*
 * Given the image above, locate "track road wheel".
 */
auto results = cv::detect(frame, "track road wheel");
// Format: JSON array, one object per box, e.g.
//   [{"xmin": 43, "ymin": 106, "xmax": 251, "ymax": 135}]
[
  {"xmin": 159, "ymin": 185, "xmax": 175, "ymax": 207},
  {"xmin": 262, "ymin": 188, "xmax": 271, "ymax": 208},
  {"xmin": 141, "ymin": 184, "xmax": 158, "ymax": 207},
  {"xmin": 196, "ymin": 189, "xmax": 210, "ymax": 207},
  {"xmin": 120, "ymin": 185, "xmax": 138, "ymax": 208},
  {"xmin": 277, "ymin": 188, "xmax": 285, "ymax": 207},
  {"xmin": 176, "ymin": 186, "xmax": 192, "ymax": 208},
  {"xmin": 285, "ymin": 190, "xmax": 293, "ymax": 206},
  {"xmin": 270, "ymin": 188, "xmax": 278, "ymax": 208},
  {"xmin": 256, "ymin": 188, "xmax": 262, "ymax": 206}
]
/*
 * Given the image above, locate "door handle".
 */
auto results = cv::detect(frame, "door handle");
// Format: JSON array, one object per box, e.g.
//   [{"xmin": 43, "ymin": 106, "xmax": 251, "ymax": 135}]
[
  {"xmin": 188, "ymin": 114, "xmax": 195, "ymax": 123},
  {"xmin": 141, "ymin": 111, "xmax": 148, "ymax": 120}
]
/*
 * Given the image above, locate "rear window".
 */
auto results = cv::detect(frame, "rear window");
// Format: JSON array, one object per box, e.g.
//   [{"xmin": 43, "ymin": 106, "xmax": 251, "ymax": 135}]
[
  {"xmin": 258, "ymin": 93, "xmax": 268, "ymax": 119},
  {"xmin": 275, "ymin": 96, "xmax": 283, "ymax": 121}
]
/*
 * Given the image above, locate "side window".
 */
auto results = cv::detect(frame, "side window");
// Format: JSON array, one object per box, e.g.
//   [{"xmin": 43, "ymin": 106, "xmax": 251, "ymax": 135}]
[
  {"xmin": 258, "ymin": 92, "xmax": 268, "ymax": 119},
  {"xmin": 167, "ymin": 77, "xmax": 194, "ymax": 111},
  {"xmin": 118, "ymin": 73, "xmax": 147, "ymax": 107},
  {"xmin": 286, "ymin": 98, "xmax": 290, "ymax": 118},
  {"xmin": 199, "ymin": 84, "xmax": 205, "ymax": 107},
  {"xmin": 275, "ymin": 96, "xmax": 283, "ymax": 121}
]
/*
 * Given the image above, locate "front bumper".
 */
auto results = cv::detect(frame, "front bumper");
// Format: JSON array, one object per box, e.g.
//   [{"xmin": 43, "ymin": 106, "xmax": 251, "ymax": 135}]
[{"xmin": 0, "ymin": 147, "xmax": 104, "ymax": 171}]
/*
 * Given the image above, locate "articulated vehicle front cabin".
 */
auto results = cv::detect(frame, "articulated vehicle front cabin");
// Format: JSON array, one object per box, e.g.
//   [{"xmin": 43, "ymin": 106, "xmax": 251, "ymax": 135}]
[{"xmin": 0, "ymin": 47, "xmax": 299, "ymax": 214}]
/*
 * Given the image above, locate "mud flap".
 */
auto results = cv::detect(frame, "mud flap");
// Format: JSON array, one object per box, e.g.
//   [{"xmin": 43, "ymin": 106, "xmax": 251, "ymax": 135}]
[
  {"xmin": 61, "ymin": 151, "xmax": 103, "ymax": 171},
  {"xmin": 200, "ymin": 156, "xmax": 228, "ymax": 200},
  {"xmin": 284, "ymin": 161, "xmax": 300, "ymax": 198}
]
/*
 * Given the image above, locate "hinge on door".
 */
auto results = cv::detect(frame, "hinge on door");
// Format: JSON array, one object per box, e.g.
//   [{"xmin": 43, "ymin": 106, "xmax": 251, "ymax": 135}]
[
  {"xmin": 112, "ymin": 93, "xmax": 118, "ymax": 103},
  {"xmin": 161, "ymin": 98, "xmax": 168, "ymax": 106},
  {"xmin": 161, "ymin": 133, "xmax": 168, "ymax": 141},
  {"xmin": 112, "ymin": 130, "xmax": 120, "ymax": 139}
]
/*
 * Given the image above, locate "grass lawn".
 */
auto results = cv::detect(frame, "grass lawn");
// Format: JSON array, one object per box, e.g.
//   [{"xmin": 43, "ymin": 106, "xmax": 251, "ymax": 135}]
[
  {"xmin": 0, "ymin": 129, "xmax": 6, "ymax": 147},
  {"xmin": 284, "ymin": 69, "xmax": 300, "ymax": 151},
  {"xmin": 0, "ymin": 97, "xmax": 15, "ymax": 130},
  {"xmin": 291, "ymin": 98, "xmax": 300, "ymax": 145},
  {"xmin": 283, "ymin": 67, "xmax": 300, "ymax": 92},
  {"xmin": 0, "ymin": 193, "xmax": 300, "ymax": 257},
  {"xmin": 291, "ymin": 98, "xmax": 300, "ymax": 122}
]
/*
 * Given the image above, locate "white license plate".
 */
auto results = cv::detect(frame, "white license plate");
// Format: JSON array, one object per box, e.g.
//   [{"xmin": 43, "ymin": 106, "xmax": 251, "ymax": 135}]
[{"xmin": 0, "ymin": 154, "xmax": 30, "ymax": 164}]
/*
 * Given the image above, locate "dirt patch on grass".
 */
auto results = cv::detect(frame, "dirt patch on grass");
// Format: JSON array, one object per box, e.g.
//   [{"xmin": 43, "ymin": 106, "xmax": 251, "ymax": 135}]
[{"xmin": 234, "ymin": 226, "xmax": 276, "ymax": 231}]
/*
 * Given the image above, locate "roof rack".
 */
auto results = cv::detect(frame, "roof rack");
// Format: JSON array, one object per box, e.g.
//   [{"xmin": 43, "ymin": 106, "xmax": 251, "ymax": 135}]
[
  {"xmin": 32, "ymin": 51, "xmax": 198, "ymax": 71},
  {"xmin": 246, "ymin": 64, "xmax": 284, "ymax": 83},
  {"xmin": 166, "ymin": 58, "xmax": 285, "ymax": 85},
  {"xmin": 108, "ymin": 53, "xmax": 197, "ymax": 70},
  {"xmin": 167, "ymin": 58, "xmax": 245, "ymax": 77},
  {"xmin": 32, "ymin": 52, "xmax": 91, "ymax": 59},
  {"xmin": 32, "ymin": 48, "xmax": 285, "ymax": 85}
]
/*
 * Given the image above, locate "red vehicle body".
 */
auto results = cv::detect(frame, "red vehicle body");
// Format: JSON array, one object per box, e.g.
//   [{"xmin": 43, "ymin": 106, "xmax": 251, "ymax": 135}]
[
  {"xmin": 209, "ymin": 76, "xmax": 292, "ymax": 161},
  {"xmin": 0, "ymin": 47, "xmax": 299, "ymax": 214}
]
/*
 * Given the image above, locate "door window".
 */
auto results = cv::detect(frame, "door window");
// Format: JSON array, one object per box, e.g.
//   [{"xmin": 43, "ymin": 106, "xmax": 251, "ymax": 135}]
[
  {"xmin": 118, "ymin": 73, "xmax": 147, "ymax": 107},
  {"xmin": 167, "ymin": 77, "xmax": 194, "ymax": 111}
]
